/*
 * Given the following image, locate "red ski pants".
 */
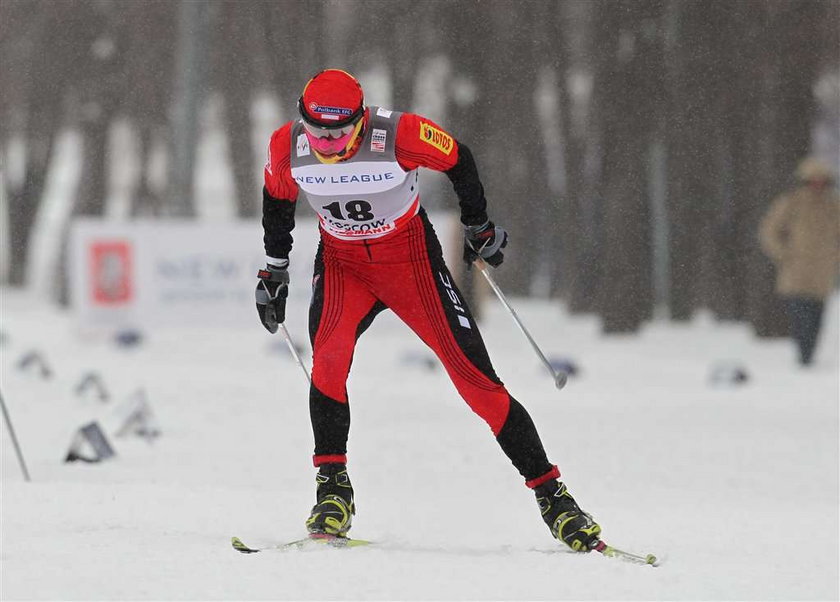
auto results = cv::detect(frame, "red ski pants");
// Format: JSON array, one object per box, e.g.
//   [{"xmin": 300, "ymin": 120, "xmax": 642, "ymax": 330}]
[{"xmin": 308, "ymin": 210, "xmax": 555, "ymax": 485}]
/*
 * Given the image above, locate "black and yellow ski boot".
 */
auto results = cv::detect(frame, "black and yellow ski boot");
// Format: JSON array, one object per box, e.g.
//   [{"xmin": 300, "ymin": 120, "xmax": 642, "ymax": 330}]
[
  {"xmin": 535, "ymin": 480, "xmax": 601, "ymax": 552},
  {"xmin": 305, "ymin": 463, "xmax": 355, "ymax": 537}
]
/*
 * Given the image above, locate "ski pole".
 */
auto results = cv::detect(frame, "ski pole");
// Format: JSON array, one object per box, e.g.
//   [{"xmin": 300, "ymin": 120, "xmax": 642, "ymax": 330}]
[
  {"xmin": 279, "ymin": 323, "xmax": 311, "ymax": 384},
  {"xmin": 474, "ymin": 259, "xmax": 567, "ymax": 390},
  {"xmin": 0, "ymin": 388, "xmax": 31, "ymax": 481}
]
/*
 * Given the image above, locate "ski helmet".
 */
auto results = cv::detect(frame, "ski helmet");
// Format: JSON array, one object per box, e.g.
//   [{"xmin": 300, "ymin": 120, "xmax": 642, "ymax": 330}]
[{"xmin": 298, "ymin": 69, "xmax": 365, "ymax": 156}]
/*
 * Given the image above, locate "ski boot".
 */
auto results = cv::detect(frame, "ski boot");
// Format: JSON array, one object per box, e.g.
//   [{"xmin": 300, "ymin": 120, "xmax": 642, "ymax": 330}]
[
  {"xmin": 305, "ymin": 463, "xmax": 355, "ymax": 537},
  {"xmin": 535, "ymin": 480, "xmax": 601, "ymax": 552}
]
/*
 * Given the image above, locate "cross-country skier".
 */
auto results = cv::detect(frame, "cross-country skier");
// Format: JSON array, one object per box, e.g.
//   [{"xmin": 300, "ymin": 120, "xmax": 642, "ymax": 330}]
[{"xmin": 256, "ymin": 69, "xmax": 602, "ymax": 552}]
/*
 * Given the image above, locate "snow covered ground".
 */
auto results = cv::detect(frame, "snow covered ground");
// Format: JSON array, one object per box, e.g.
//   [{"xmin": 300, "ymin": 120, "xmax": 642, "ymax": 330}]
[{"xmin": 1, "ymin": 281, "xmax": 838, "ymax": 601}]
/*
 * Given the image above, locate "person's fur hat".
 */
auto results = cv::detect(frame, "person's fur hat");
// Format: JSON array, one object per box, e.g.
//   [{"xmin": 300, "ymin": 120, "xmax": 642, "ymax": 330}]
[{"xmin": 796, "ymin": 157, "xmax": 835, "ymax": 184}]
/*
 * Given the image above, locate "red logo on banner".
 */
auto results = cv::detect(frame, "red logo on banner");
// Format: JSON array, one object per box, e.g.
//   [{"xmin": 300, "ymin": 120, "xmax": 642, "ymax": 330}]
[{"xmin": 90, "ymin": 241, "xmax": 133, "ymax": 305}]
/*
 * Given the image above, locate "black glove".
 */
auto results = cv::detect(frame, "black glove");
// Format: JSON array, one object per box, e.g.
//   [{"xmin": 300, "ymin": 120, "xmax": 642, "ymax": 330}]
[
  {"xmin": 255, "ymin": 264, "xmax": 289, "ymax": 333},
  {"xmin": 463, "ymin": 220, "xmax": 508, "ymax": 267}
]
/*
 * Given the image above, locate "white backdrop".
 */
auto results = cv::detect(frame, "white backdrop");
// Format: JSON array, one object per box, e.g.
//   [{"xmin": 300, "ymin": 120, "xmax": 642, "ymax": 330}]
[{"xmin": 69, "ymin": 213, "xmax": 459, "ymax": 330}]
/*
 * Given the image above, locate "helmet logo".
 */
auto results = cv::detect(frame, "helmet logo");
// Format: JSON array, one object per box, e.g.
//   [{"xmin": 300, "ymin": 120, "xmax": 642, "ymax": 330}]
[{"xmin": 309, "ymin": 103, "xmax": 354, "ymax": 121}]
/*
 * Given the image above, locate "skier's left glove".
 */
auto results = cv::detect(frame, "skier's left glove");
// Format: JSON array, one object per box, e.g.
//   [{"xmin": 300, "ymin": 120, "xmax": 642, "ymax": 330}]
[
  {"xmin": 255, "ymin": 262, "xmax": 289, "ymax": 334},
  {"xmin": 463, "ymin": 220, "xmax": 508, "ymax": 268}
]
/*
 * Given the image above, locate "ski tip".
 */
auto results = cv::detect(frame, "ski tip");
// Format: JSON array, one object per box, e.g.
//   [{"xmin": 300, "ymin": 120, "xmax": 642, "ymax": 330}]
[
  {"xmin": 231, "ymin": 536, "xmax": 260, "ymax": 553},
  {"xmin": 591, "ymin": 538, "xmax": 658, "ymax": 567}
]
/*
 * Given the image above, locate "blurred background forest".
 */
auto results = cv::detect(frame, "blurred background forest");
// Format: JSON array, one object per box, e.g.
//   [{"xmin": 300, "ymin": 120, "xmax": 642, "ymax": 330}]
[{"xmin": 1, "ymin": 0, "xmax": 838, "ymax": 335}]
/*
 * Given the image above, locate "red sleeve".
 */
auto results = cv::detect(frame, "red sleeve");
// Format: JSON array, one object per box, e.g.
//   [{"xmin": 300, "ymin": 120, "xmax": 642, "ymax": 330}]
[
  {"xmin": 264, "ymin": 122, "xmax": 299, "ymax": 201},
  {"xmin": 395, "ymin": 113, "xmax": 460, "ymax": 172}
]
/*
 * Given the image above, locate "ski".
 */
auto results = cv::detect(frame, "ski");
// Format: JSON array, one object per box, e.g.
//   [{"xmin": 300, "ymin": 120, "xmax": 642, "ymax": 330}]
[
  {"xmin": 232, "ymin": 535, "xmax": 655, "ymax": 564},
  {"xmin": 590, "ymin": 538, "xmax": 658, "ymax": 566},
  {"xmin": 231, "ymin": 534, "xmax": 372, "ymax": 553}
]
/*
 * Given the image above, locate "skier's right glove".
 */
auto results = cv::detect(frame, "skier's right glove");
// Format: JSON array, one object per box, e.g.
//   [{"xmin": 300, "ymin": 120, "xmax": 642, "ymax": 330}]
[
  {"xmin": 463, "ymin": 220, "xmax": 508, "ymax": 268},
  {"xmin": 255, "ymin": 263, "xmax": 289, "ymax": 333}
]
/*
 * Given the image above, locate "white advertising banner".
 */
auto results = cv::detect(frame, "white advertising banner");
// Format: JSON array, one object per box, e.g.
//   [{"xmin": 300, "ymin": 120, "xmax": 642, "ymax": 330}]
[
  {"xmin": 70, "ymin": 214, "xmax": 458, "ymax": 329},
  {"xmin": 71, "ymin": 220, "xmax": 268, "ymax": 328}
]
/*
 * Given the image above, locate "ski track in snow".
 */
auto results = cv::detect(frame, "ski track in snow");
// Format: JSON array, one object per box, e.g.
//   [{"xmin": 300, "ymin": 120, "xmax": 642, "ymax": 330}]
[{"xmin": 1, "ymin": 286, "xmax": 838, "ymax": 601}]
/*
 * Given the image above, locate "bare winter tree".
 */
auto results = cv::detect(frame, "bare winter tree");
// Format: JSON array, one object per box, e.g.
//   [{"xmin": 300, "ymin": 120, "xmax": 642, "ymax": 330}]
[
  {"xmin": 212, "ymin": 1, "xmax": 261, "ymax": 218},
  {"xmin": 548, "ymin": 2, "xmax": 591, "ymax": 309},
  {"xmin": 121, "ymin": 0, "xmax": 177, "ymax": 218},
  {"xmin": 72, "ymin": 2, "xmax": 125, "ymax": 220},
  {"xmin": 591, "ymin": 0, "xmax": 660, "ymax": 333},
  {"xmin": 261, "ymin": 0, "xmax": 327, "ymax": 108},
  {"xmin": 0, "ymin": 1, "xmax": 99, "ymax": 285},
  {"xmin": 57, "ymin": 1, "xmax": 130, "ymax": 305},
  {"xmin": 477, "ymin": 0, "xmax": 547, "ymax": 296}
]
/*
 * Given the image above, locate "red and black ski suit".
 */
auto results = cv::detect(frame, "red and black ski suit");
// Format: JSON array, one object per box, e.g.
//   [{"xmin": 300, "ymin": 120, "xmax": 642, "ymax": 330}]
[{"xmin": 263, "ymin": 108, "xmax": 560, "ymax": 489}]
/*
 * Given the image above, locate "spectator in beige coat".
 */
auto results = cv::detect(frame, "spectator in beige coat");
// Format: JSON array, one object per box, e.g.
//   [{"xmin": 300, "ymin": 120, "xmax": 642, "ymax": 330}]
[{"xmin": 759, "ymin": 157, "xmax": 840, "ymax": 366}]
